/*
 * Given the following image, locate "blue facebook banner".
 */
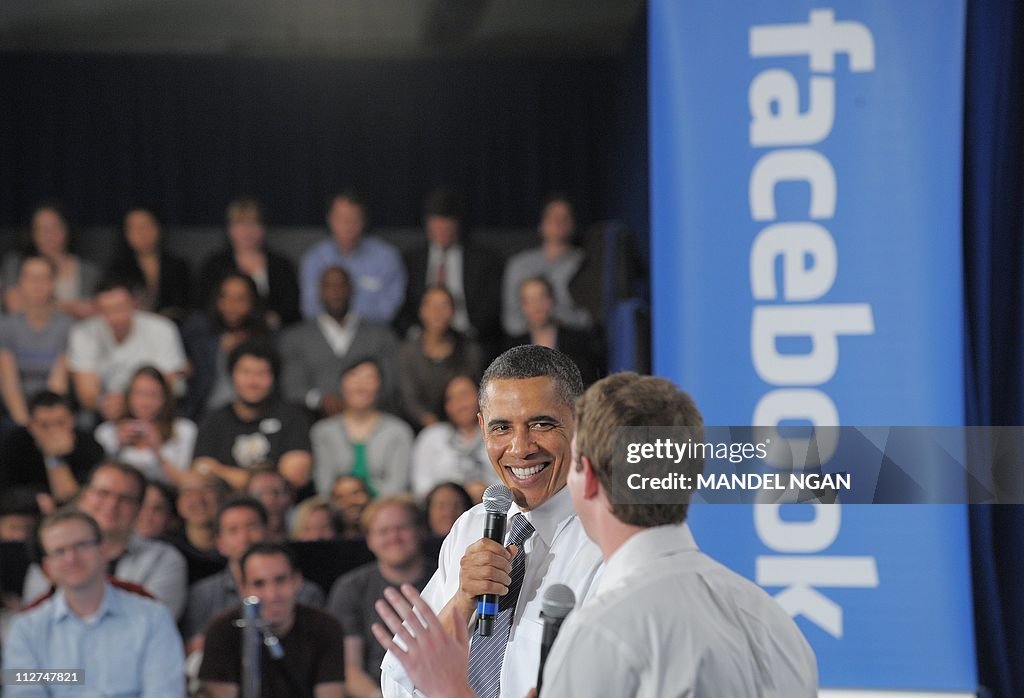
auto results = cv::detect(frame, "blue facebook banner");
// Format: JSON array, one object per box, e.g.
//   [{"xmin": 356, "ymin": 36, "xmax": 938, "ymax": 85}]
[{"xmin": 650, "ymin": 0, "xmax": 975, "ymax": 692}]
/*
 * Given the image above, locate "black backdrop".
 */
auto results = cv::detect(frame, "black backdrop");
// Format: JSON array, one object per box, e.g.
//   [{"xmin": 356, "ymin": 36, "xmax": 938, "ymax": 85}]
[{"xmin": 0, "ymin": 44, "xmax": 646, "ymax": 234}]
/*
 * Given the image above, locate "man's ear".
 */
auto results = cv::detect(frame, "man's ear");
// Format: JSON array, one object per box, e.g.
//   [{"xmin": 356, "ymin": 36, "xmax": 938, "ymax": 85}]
[{"xmin": 580, "ymin": 456, "xmax": 601, "ymax": 500}]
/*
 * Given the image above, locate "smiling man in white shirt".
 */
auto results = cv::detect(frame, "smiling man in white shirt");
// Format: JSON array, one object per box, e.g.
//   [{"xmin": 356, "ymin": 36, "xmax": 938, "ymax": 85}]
[
  {"xmin": 379, "ymin": 345, "xmax": 603, "ymax": 698},
  {"xmin": 375, "ymin": 372, "xmax": 818, "ymax": 698}
]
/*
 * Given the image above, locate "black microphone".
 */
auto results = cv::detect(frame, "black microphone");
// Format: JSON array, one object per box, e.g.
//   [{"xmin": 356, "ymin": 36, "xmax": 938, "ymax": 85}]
[
  {"xmin": 476, "ymin": 484, "xmax": 513, "ymax": 636},
  {"xmin": 535, "ymin": 584, "xmax": 575, "ymax": 696}
]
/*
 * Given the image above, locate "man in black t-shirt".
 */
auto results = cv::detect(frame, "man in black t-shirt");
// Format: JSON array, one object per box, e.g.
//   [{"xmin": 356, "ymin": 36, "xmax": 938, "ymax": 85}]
[
  {"xmin": 193, "ymin": 340, "xmax": 312, "ymax": 494},
  {"xmin": 328, "ymin": 496, "xmax": 434, "ymax": 698},
  {"xmin": 199, "ymin": 541, "xmax": 344, "ymax": 698},
  {"xmin": 0, "ymin": 391, "xmax": 103, "ymax": 508}
]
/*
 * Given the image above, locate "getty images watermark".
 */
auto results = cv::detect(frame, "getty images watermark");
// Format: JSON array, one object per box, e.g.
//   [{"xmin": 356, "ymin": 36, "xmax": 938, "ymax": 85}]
[{"xmin": 608, "ymin": 426, "xmax": 1024, "ymax": 505}]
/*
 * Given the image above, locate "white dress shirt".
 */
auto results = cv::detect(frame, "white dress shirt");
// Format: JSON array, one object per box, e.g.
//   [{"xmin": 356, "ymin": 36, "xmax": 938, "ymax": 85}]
[
  {"xmin": 380, "ymin": 486, "xmax": 603, "ymax": 698},
  {"xmin": 541, "ymin": 523, "xmax": 819, "ymax": 698}
]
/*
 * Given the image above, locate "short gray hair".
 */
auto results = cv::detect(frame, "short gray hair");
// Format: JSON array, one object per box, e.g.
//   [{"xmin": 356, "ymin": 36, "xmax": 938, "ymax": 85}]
[{"xmin": 479, "ymin": 345, "xmax": 583, "ymax": 412}]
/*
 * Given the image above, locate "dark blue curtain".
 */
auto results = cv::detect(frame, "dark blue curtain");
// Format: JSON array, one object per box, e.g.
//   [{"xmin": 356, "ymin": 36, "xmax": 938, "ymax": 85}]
[
  {"xmin": 0, "ymin": 53, "xmax": 625, "ymax": 230},
  {"xmin": 965, "ymin": 1, "xmax": 1024, "ymax": 696}
]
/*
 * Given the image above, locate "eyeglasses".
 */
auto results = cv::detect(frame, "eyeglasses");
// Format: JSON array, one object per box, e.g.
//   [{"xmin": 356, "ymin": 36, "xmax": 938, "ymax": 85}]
[{"xmin": 45, "ymin": 539, "xmax": 100, "ymax": 559}]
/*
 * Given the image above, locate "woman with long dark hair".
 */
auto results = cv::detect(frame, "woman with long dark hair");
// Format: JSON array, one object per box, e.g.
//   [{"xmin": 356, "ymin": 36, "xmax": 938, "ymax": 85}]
[
  {"xmin": 180, "ymin": 272, "xmax": 269, "ymax": 420},
  {"xmin": 94, "ymin": 365, "xmax": 197, "ymax": 485},
  {"xmin": 105, "ymin": 205, "xmax": 191, "ymax": 321},
  {"xmin": 397, "ymin": 287, "xmax": 481, "ymax": 429}
]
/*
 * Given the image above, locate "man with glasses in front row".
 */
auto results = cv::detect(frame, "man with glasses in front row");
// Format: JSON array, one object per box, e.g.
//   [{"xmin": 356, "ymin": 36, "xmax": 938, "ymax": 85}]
[
  {"xmin": 2, "ymin": 509, "xmax": 185, "ymax": 697},
  {"xmin": 21, "ymin": 460, "xmax": 188, "ymax": 619}
]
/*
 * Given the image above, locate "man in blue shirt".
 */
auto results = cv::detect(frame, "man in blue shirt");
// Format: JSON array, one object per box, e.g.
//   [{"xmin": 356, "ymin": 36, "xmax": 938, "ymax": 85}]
[
  {"xmin": 3, "ymin": 508, "xmax": 185, "ymax": 697},
  {"xmin": 300, "ymin": 190, "xmax": 406, "ymax": 323}
]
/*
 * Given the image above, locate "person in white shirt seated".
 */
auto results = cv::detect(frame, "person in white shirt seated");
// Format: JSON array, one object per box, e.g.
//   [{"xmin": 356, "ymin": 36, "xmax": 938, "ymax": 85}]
[
  {"xmin": 67, "ymin": 276, "xmax": 187, "ymax": 422},
  {"xmin": 94, "ymin": 365, "xmax": 197, "ymax": 486},
  {"xmin": 373, "ymin": 372, "xmax": 819, "ymax": 698},
  {"xmin": 411, "ymin": 374, "xmax": 498, "ymax": 500}
]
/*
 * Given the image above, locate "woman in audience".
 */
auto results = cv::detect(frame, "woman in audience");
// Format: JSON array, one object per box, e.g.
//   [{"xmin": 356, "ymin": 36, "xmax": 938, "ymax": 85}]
[
  {"xmin": 397, "ymin": 287, "xmax": 481, "ymax": 429},
  {"xmin": 312, "ymin": 358, "xmax": 413, "ymax": 498},
  {"xmin": 135, "ymin": 481, "xmax": 181, "ymax": 540},
  {"xmin": 180, "ymin": 272, "xmax": 269, "ymax": 420},
  {"xmin": 94, "ymin": 365, "xmax": 197, "ymax": 485},
  {"xmin": 105, "ymin": 205, "xmax": 192, "ymax": 321},
  {"xmin": 424, "ymin": 481, "xmax": 473, "ymax": 537},
  {"xmin": 197, "ymin": 197, "xmax": 300, "ymax": 330},
  {"xmin": 507, "ymin": 275, "xmax": 603, "ymax": 385},
  {"xmin": 2, "ymin": 202, "xmax": 99, "ymax": 318},
  {"xmin": 411, "ymin": 374, "xmax": 496, "ymax": 498},
  {"xmin": 291, "ymin": 495, "xmax": 338, "ymax": 541},
  {"xmin": 0, "ymin": 256, "xmax": 72, "ymax": 429},
  {"xmin": 501, "ymin": 193, "xmax": 592, "ymax": 336}
]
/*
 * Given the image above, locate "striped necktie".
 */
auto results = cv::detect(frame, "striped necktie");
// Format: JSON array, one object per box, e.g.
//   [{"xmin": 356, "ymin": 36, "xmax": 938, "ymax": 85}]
[{"xmin": 466, "ymin": 513, "xmax": 535, "ymax": 698}]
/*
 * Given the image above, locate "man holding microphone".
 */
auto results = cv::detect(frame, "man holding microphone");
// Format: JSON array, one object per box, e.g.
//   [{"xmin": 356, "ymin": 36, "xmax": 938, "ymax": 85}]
[
  {"xmin": 379, "ymin": 345, "xmax": 603, "ymax": 697},
  {"xmin": 376, "ymin": 372, "xmax": 818, "ymax": 697}
]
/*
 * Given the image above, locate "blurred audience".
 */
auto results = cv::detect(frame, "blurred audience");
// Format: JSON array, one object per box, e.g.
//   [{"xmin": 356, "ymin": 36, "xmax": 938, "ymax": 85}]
[
  {"xmin": 2, "ymin": 201, "xmax": 99, "ymax": 319},
  {"xmin": 0, "ymin": 391, "xmax": 104, "ymax": 511},
  {"xmin": 399, "ymin": 187, "xmax": 503, "ymax": 358},
  {"xmin": 291, "ymin": 495, "xmax": 338, "ymax": 541},
  {"xmin": 170, "ymin": 469, "xmax": 228, "ymax": 559},
  {"xmin": 328, "ymin": 497, "xmax": 434, "ymax": 698},
  {"xmin": 0, "ymin": 487, "xmax": 42, "ymax": 543},
  {"xmin": 183, "ymin": 498, "xmax": 325, "ymax": 655},
  {"xmin": 329, "ymin": 474, "xmax": 372, "ymax": 540},
  {"xmin": 507, "ymin": 275, "xmax": 603, "ymax": 385},
  {"xmin": 3, "ymin": 510, "xmax": 185, "ymax": 697},
  {"xmin": 197, "ymin": 197, "xmax": 300, "ymax": 330},
  {"xmin": 0, "ymin": 256, "xmax": 72, "ymax": 430},
  {"xmin": 282, "ymin": 265, "xmax": 399, "ymax": 416},
  {"xmin": 67, "ymin": 276, "xmax": 187, "ymax": 422},
  {"xmin": 181, "ymin": 272, "xmax": 270, "ymax": 420},
  {"xmin": 410, "ymin": 374, "xmax": 496, "ymax": 499},
  {"xmin": 134, "ymin": 480, "xmax": 181, "ymax": 540},
  {"xmin": 94, "ymin": 365, "xmax": 197, "ymax": 485},
  {"xmin": 423, "ymin": 481, "xmax": 473, "ymax": 538},
  {"xmin": 301, "ymin": 190, "xmax": 406, "ymax": 323},
  {"xmin": 21, "ymin": 461, "xmax": 188, "ymax": 619},
  {"xmin": 397, "ymin": 287, "xmax": 481, "ymax": 429},
  {"xmin": 312, "ymin": 358, "xmax": 413, "ymax": 497},
  {"xmin": 199, "ymin": 542, "xmax": 344, "ymax": 698},
  {"xmin": 245, "ymin": 466, "xmax": 294, "ymax": 542},
  {"xmin": 502, "ymin": 192, "xmax": 592, "ymax": 335},
  {"xmin": 104, "ymin": 205, "xmax": 192, "ymax": 321},
  {"xmin": 192, "ymin": 339, "xmax": 312, "ymax": 492}
]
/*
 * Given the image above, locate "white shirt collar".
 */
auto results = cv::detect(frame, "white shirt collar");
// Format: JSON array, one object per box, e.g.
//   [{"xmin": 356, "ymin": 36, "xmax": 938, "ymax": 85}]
[
  {"xmin": 508, "ymin": 486, "xmax": 577, "ymax": 549},
  {"xmin": 597, "ymin": 523, "xmax": 699, "ymax": 596}
]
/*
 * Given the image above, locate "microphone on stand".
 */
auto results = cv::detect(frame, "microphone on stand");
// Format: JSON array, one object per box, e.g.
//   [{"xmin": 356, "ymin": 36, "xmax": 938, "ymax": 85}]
[
  {"xmin": 476, "ymin": 484, "xmax": 513, "ymax": 636},
  {"xmin": 535, "ymin": 584, "xmax": 576, "ymax": 696}
]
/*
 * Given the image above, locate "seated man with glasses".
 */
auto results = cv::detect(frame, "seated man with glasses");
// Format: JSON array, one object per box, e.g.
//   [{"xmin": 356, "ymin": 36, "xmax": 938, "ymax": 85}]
[
  {"xmin": 2, "ymin": 509, "xmax": 185, "ymax": 697},
  {"xmin": 21, "ymin": 460, "xmax": 188, "ymax": 619}
]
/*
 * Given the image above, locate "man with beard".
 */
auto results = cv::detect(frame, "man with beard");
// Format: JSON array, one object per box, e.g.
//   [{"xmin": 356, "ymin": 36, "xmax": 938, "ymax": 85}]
[
  {"xmin": 281, "ymin": 265, "xmax": 398, "ymax": 417},
  {"xmin": 193, "ymin": 340, "xmax": 312, "ymax": 494}
]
